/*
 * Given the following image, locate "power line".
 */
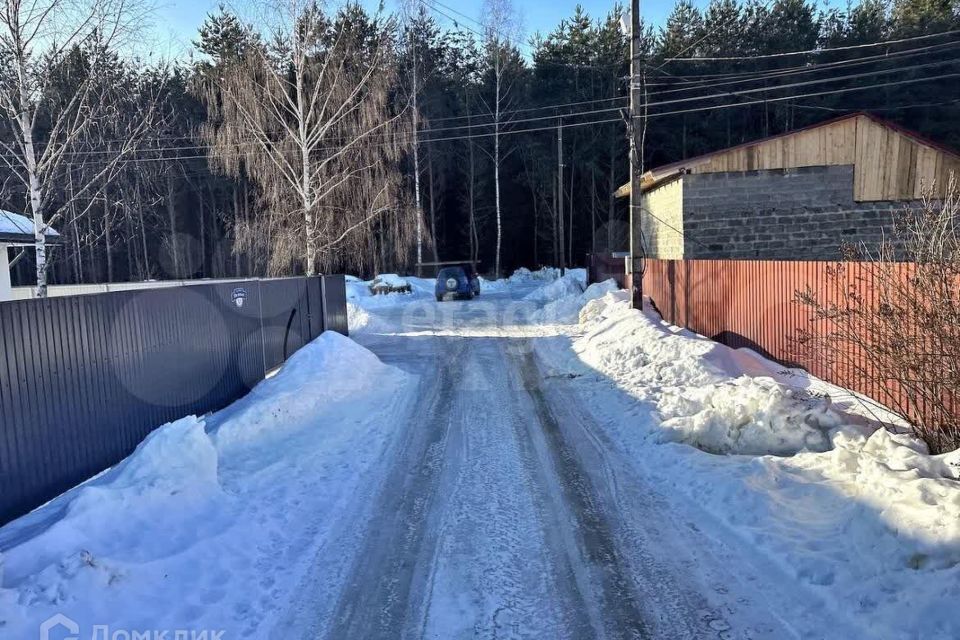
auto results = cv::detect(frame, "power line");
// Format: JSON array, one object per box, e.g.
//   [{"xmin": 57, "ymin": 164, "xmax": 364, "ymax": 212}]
[
  {"xmin": 417, "ymin": 95, "xmax": 628, "ymax": 125},
  {"xmin": 9, "ymin": 63, "xmax": 957, "ymax": 165},
  {"xmin": 421, "ymin": 0, "xmax": 486, "ymax": 40},
  {"xmin": 634, "ymin": 58, "xmax": 960, "ymax": 109},
  {"xmin": 0, "ymin": 114, "xmax": 626, "ymax": 166},
  {"xmin": 44, "ymin": 36, "xmax": 945, "ymax": 151},
  {"xmin": 792, "ymin": 97, "xmax": 960, "ymax": 112},
  {"xmin": 653, "ymin": 0, "xmax": 776, "ymax": 69},
  {"xmin": 424, "ymin": 0, "xmax": 485, "ymax": 30},
  {"xmin": 663, "ymin": 29, "xmax": 960, "ymax": 62},
  {"xmin": 646, "ymin": 38, "xmax": 959, "ymax": 82},
  {"xmin": 36, "ymin": 102, "xmax": 629, "ymax": 158},
  {"xmin": 644, "ymin": 40, "xmax": 960, "ymax": 95},
  {"xmin": 645, "ymin": 72, "xmax": 960, "ymax": 118}
]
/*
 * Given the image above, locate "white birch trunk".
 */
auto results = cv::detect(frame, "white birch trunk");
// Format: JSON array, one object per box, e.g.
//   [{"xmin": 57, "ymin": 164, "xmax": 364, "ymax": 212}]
[
  {"xmin": 493, "ymin": 73, "xmax": 502, "ymax": 279},
  {"xmin": 412, "ymin": 50, "xmax": 423, "ymax": 273},
  {"xmin": 21, "ymin": 111, "xmax": 47, "ymax": 296}
]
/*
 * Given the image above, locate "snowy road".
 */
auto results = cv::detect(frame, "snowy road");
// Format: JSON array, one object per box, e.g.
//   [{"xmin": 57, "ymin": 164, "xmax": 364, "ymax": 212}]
[
  {"xmin": 281, "ymin": 287, "xmax": 840, "ymax": 640},
  {"xmin": 5, "ymin": 274, "xmax": 953, "ymax": 639}
]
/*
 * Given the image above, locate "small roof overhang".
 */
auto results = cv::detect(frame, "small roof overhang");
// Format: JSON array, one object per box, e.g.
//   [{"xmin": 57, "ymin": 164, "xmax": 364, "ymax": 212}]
[
  {"xmin": 614, "ymin": 169, "xmax": 684, "ymax": 198},
  {"xmin": 0, "ymin": 210, "xmax": 61, "ymax": 245}
]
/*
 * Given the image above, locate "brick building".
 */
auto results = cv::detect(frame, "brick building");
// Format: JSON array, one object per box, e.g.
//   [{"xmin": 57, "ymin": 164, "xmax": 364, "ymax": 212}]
[{"xmin": 617, "ymin": 112, "xmax": 960, "ymax": 260}]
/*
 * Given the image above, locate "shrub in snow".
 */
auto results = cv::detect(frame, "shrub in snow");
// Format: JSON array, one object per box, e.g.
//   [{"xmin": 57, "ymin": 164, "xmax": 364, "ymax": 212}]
[
  {"xmin": 369, "ymin": 273, "xmax": 411, "ymax": 295},
  {"xmin": 795, "ymin": 182, "xmax": 960, "ymax": 454}
]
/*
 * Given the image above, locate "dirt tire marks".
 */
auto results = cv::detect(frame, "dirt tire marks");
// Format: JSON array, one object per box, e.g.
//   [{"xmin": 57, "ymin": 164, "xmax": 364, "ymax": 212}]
[
  {"xmin": 510, "ymin": 343, "xmax": 650, "ymax": 640},
  {"xmin": 322, "ymin": 338, "xmax": 464, "ymax": 640},
  {"xmin": 513, "ymin": 341, "xmax": 731, "ymax": 640}
]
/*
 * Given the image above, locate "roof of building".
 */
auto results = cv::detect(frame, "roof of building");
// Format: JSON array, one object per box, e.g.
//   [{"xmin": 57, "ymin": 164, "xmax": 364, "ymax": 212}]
[
  {"xmin": 0, "ymin": 210, "xmax": 61, "ymax": 245},
  {"xmin": 615, "ymin": 111, "xmax": 960, "ymax": 198}
]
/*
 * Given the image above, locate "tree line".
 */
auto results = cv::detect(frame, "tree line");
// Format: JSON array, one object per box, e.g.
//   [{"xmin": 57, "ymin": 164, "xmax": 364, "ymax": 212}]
[{"xmin": 4, "ymin": 0, "xmax": 959, "ymax": 288}]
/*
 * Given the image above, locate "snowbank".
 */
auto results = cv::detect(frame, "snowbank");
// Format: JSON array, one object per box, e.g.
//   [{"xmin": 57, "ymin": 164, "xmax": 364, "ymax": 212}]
[
  {"xmin": 0, "ymin": 332, "xmax": 413, "ymax": 638},
  {"xmin": 346, "ymin": 301, "xmax": 390, "ymax": 333},
  {"xmin": 574, "ymin": 294, "xmax": 877, "ymax": 456},
  {"xmin": 479, "ymin": 267, "xmax": 571, "ymax": 293},
  {"xmin": 508, "ymin": 267, "xmax": 560, "ymax": 283},
  {"xmin": 214, "ymin": 331, "xmax": 404, "ymax": 451},
  {"xmin": 405, "ymin": 276, "xmax": 436, "ymax": 296},
  {"xmin": 523, "ymin": 271, "xmax": 585, "ymax": 305},
  {"xmin": 347, "ymin": 274, "xmax": 436, "ymax": 308},
  {"xmin": 529, "ymin": 279, "xmax": 619, "ymax": 324},
  {"xmin": 2, "ymin": 417, "xmax": 221, "ymax": 589},
  {"xmin": 479, "ymin": 276, "xmax": 507, "ymax": 293},
  {"xmin": 543, "ymin": 290, "xmax": 960, "ymax": 638}
]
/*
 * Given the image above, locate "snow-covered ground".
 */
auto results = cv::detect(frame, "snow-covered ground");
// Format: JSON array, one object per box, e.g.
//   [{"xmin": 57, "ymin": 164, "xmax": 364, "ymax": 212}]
[
  {"xmin": 535, "ymin": 285, "xmax": 960, "ymax": 639},
  {"xmin": 1, "ymin": 266, "xmax": 956, "ymax": 639}
]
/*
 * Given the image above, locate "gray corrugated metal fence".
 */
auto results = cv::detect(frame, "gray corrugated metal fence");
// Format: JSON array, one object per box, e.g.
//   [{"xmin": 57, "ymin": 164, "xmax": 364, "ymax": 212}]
[
  {"xmin": 0, "ymin": 275, "xmax": 348, "ymax": 524},
  {"xmin": 321, "ymin": 275, "xmax": 349, "ymax": 335}
]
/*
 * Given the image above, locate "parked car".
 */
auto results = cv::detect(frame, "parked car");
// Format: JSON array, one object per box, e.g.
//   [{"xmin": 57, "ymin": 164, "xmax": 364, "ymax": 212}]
[{"xmin": 435, "ymin": 266, "xmax": 475, "ymax": 301}]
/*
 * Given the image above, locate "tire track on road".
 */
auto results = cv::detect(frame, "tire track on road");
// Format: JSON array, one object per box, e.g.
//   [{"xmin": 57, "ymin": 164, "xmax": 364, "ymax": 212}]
[
  {"xmin": 322, "ymin": 337, "xmax": 465, "ymax": 640},
  {"xmin": 510, "ymin": 342, "xmax": 650, "ymax": 640}
]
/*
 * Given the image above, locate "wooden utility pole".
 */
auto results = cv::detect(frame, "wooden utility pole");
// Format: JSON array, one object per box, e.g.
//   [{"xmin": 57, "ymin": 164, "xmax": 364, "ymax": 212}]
[
  {"xmin": 557, "ymin": 119, "xmax": 566, "ymax": 275},
  {"xmin": 628, "ymin": 0, "xmax": 644, "ymax": 309}
]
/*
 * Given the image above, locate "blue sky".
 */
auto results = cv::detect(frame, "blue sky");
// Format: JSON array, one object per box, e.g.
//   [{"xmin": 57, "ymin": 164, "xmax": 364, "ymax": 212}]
[{"xmin": 150, "ymin": 0, "xmax": 689, "ymax": 55}]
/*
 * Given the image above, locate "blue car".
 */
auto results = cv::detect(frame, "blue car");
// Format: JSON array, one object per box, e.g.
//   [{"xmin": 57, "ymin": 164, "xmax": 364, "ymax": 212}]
[{"xmin": 435, "ymin": 266, "xmax": 477, "ymax": 301}]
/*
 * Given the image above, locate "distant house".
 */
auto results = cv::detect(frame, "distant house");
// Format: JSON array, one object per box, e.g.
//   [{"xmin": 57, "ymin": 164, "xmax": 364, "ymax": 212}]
[
  {"xmin": 1, "ymin": 210, "xmax": 60, "ymax": 301},
  {"xmin": 616, "ymin": 112, "xmax": 960, "ymax": 260}
]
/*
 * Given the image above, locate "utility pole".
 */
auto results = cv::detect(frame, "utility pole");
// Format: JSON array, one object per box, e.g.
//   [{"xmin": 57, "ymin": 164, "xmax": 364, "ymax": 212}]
[
  {"xmin": 557, "ymin": 119, "xmax": 566, "ymax": 275},
  {"xmin": 628, "ymin": 0, "xmax": 644, "ymax": 309}
]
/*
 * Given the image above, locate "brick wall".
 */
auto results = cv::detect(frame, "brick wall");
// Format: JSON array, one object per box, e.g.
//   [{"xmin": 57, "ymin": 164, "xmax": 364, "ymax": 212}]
[
  {"xmin": 680, "ymin": 165, "xmax": 911, "ymax": 260},
  {"xmin": 640, "ymin": 177, "xmax": 685, "ymax": 259}
]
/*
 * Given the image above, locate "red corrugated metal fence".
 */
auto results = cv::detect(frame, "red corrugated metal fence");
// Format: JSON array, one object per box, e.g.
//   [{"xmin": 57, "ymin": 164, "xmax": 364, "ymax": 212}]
[{"xmin": 642, "ymin": 258, "xmax": 914, "ymax": 420}]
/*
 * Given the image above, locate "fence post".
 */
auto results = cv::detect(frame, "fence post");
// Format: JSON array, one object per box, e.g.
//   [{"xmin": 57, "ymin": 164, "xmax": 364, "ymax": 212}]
[
  {"xmin": 257, "ymin": 279, "xmax": 267, "ymax": 377},
  {"xmin": 319, "ymin": 275, "xmax": 328, "ymax": 333}
]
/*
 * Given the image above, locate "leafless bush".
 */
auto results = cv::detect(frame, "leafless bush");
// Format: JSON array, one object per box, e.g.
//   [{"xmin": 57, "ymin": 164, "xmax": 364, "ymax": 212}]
[{"xmin": 794, "ymin": 178, "xmax": 960, "ymax": 454}]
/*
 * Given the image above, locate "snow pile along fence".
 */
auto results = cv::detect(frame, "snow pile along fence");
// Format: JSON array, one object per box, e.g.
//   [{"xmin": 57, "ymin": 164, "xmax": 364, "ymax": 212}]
[
  {"xmin": 0, "ymin": 275, "xmax": 348, "ymax": 523},
  {"xmin": 642, "ymin": 258, "xmax": 947, "ymax": 439}
]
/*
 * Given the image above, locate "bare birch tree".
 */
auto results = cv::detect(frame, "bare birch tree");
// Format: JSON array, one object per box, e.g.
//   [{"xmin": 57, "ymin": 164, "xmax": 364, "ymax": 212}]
[
  {"xmin": 402, "ymin": 0, "xmax": 424, "ymax": 273},
  {"xmin": 478, "ymin": 0, "xmax": 521, "ymax": 277},
  {"xmin": 0, "ymin": 0, "xmax": 155, "ymax": 296},
  {"xmin": 201, "ymin": 1, "xmax": 411, "ymax": 276}
]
